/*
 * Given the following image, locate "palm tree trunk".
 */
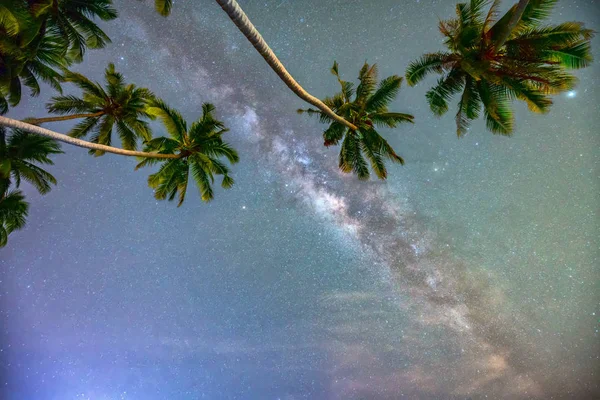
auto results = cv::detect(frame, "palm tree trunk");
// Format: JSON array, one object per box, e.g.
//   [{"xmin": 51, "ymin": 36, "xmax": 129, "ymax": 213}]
[
  {"xmin": 494, "ymin": 0, "xmax": 529, "ymax": 49},
  {"xmin": 25, "ymin": 111, "xmax": 105, "ymax": 125},
  {"xmin": 0, "ymin": 116, "xmax": 179, "ymax": 159},
  {"xmin": 214, "ymin": 0, "xmax": 358, "ymax": 131}
]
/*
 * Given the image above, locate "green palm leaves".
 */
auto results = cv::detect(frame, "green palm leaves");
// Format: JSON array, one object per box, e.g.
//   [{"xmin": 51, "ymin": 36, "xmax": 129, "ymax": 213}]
[
  {"xmin": 0, "ymin": 125, "xmax": 61, "ymax": 247},
  {"xmin": 0, "ymin": 126, "xmax": 62, "ymax": 195},
  {"xmin": 406, "ymin": 0, "xmax": 594, "ymax": 136},
  {"xmin": 0, "ymin": 0, "xmax": 117, "ymax": 113},
  {"xmin": 154, "ymin": 0, "xmax": 173, "ymax": 16},
  {"xmin": 44, "ymin": 63, "xmax": 155, "ymax": 155},
  {"xmin": 31, "ymin": 0, "xmax": 118, "ymax": 62},
  {"xmin": 135, "ymin": 100, "xmax": 239, "ymax": 206},
  {"xmin": 298, "ymin": 62, "xmax": 413, "ymax": 180},
  {"xmin": 0, "ymin": 188, "xmax": 28, "ymax": 247}
]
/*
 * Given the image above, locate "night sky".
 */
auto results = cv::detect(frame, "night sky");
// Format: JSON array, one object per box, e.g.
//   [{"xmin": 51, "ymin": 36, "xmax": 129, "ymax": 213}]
[{"xmin": 1, "ymin": 0, "xmax": 599, "ymax": 399}]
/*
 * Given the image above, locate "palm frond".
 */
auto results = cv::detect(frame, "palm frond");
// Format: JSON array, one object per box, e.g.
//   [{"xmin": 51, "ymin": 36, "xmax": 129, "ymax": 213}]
[
  {"xmin": 478, "ymin": 81, "xmax": 514, "ymax": 135},
  {"xmin": 426, "ymin": 68, "xmax": 465, "ymax": 116},
  {"xmin": 146, "ymin": 98, "xmax": 186, "ymax": 140},
  {"xmin": 366, "ymin": 75, "xmax": 403, "ymax": 112},
  {"xmin": 68, "ymin": 117, "xmax": 99, "ymax": 139},
  {"xmin": 370, "ymin": 112, "xmax": 415, "ymax": 128},
  {"xmin": 355, "ymin": 63, "xmax": 378, "ymax": 104},
  {"xmin": 455, "ymin": 76, "xmax": 482, "ymax": 136},
  {"xmin": 406, "ymin": 52, "xmax": 455, "ymax": 85},
  {"xmin": 191, "ymin": 161, "xmax": 214, "ymax": 202},
  {"xmin": 46, "ymin": 94, "xmax": 93, "ymax": 115},
  {"xmin": 323, "ymin": 122, "xmax": 346, "ymax": 147},
  {"xmin": 155, "ymin": 0, "xmax": 173, "ymax": 16},
  {"xmin": 515, "ymin": 0, "xmax": 558, "ymax": 32}
]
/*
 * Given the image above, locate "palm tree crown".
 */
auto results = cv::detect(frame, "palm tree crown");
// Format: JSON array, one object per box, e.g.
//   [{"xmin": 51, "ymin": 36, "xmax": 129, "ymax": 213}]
[
  {"xmin": 298, "ymin": 62, "xmax": 414, "ymax": 180},
  {"xmin": 0, "ymin": 188, "xmax": 29, "ymax": 248},
  {"xmin": 0, "ymin": 126, "xmax": 63, "ymax": 195},
  {"xmin": 0, "ymin": 0, "xmax": 118, "ymax": 113},
  {"xmin": 1, "ymin": 6, "xmax": 67, "ymax": 114},
  {"xmin": 135, "ymin": 100, "xmax": 239, "ymax": 206},
  {"xmin": 30, "ymin": 0, "xmax": 118, "ymax": 62},
  {"xmin": 406, "ymin": 0, "xmax": 594, "ymax": 136},
  {"xmin": 42, "ymin": 63, "xmax": 155, "ymax": 155}
]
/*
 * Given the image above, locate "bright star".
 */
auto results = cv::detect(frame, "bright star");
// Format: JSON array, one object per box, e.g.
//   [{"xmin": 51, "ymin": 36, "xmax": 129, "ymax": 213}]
[{"xmin": 567, "ymin": 91, "xmax": 576, "ymax": 98}]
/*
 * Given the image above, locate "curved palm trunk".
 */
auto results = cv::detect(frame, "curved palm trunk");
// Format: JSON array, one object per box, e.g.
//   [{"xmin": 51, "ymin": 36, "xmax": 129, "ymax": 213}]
[
  {"xmin": 214, "ymin": 0, "xmax": 358, "ymax": 131},
  {"xmin": 494, "ymin": 0, "xmax": 530, "ymax": 49},
  {"xmin": 0, "ymin": 116, "xmax": 179, "ymax": 159},
  {"xmin": 26, "ymin": 111, "xmax": 105, "ymax": 125}
]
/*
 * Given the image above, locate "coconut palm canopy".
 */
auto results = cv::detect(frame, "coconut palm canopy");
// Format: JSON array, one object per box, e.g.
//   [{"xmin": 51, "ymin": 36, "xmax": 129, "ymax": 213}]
[
  {"xmin": 0, "ymin": 126, "xmax": 63, "ymax": 195},
  {"xmin": 40, "ymin": 63, "xmax": 155, "ymax": 155},
  {"xmin": 0, "ymin": 0, "xmax": 117, "ymax": 113},
  {"xmin": 135, "ymin": 100, "xmax": 239, "ymax": 206},
  {"xmin": 29, "ymin": 0, "xmax": 118, "ymax": 62},
  {"xmin": 298, "ymin": 62, "xmax": 414, "ymax": 180},
  {"xmin": 406, "ymin": 0, "xmax": 594, "ymax": 136}
]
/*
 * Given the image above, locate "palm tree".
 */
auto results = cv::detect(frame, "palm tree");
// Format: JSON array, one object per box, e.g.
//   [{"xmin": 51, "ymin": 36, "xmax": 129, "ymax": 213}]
[
  {"xmin": 1, "ymin": 0, "xmax": 117, "ymax": 112},
  {"xmin": 0, "ymin": 187, "xmax": 28, "ymax": 248},
  {"xmin": 27, "ymin": 63, "xmax": 155, "ymax": 156},
  {"xmin": 406, "ymin": 0, "xmax": 594, "ymax": 136},
  {"xmin": 29, "ymin": 0, "xmax": 118, "ymax": 62},
  {"xmin": 0, "ymin": 126, "xmax": 63, "ymax": 194},
  {"xmin": 214, "ymin": 0, "xmax": 356, "ymax": 131},
  {"xmin": 298, "ymin": 62, "xmax": 414, "ymax": 180},
  {"xmin": 1, "ymin": 18, "xmax": 67, "ymax": 114},
  {"xmin": 135, "ymin": 100, "xmax": 239, "ymax": 206}
]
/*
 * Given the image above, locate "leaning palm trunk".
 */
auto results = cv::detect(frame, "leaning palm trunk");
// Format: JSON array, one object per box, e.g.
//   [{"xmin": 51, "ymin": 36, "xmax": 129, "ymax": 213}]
[
  {"xmin": 0, "ymin": 116, "xmax": 179, "ymax": 159},
  {"xmin": 494, "ymin": 0, "xmax": 530, "ymax": 49},
  {"xmin": 25, "ymin": 112, "xmax": 105, "ymax": 125},
  {"xmin": 214, "ymin": 0, "xmax": 358, "ymax": 131}
]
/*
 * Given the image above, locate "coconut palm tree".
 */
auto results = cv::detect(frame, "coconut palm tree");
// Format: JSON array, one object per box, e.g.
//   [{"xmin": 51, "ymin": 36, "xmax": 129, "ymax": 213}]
[
  {"xmin": 135, "ymin": 100, "xmax": 239, "ymax": 206},
  {"xmin": 1, "ymin": 20, "xmax": 67, "ymax": 114},
  {"xmin": 27, "ymin": 63, "xmax": 155, "ymax": 156},
  {"xmin": 29, "ymin": 0, "xmax": 118, "ymax": 62},
  {"xmin": 298, "ymin": 62, "xmax": 414, "ymax": 180},
  {"xmin": 214, "ymin": 0, "xmax": 357, "ymax": 131},
  {"xmin": 0, "ymin": 187, "xmax": 29, "ymax": 248},
  {"xmin": 1, "ymin": 0, "xmax": 117, "ymax": 112},
  {"xmin": 0, "ymin": 126, "xmax": 63, "ymax": 195},
  {"xmin": 405, "ymin": 0, "xmax": 594, "ymax": 136}
]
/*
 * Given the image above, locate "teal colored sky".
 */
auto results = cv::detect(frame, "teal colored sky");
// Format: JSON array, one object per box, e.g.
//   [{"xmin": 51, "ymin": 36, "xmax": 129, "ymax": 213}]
[{"xmin": 1, "ymin": 0, "xmax": 599, "ymax": 399}]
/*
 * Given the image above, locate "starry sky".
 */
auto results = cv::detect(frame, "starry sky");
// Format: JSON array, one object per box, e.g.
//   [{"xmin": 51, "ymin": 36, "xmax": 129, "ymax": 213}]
[{"xmin": 1, "ymin": 0, "xmax": 599, "ymax": 399}]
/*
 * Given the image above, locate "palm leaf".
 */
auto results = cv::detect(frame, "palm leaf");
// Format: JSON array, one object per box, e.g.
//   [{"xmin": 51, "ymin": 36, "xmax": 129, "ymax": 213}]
[
  {"xmin": 366, "ymin": 75, "xmax": 403, "ymax": 112},
  {"xmin": 426, "ymin": 68, "xmax": 465, "ymax": 116},
  {"xmin": 455, "ymin": 76, "xmax": 482, "ymax": 136},
  {"xmin": 155, "ymin": 0, "xmax": 173, "ymax": 16},
  {"xmin": 146, "ymin": 99, "xmax": 186, "ymax": 140},
  {"xmin": 406, "ymin": 52, "xmax": 454, "ymax": 85},
  {"xmin": 370, "ymin": 112, "xmax": 415, "ymax": 128}
]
